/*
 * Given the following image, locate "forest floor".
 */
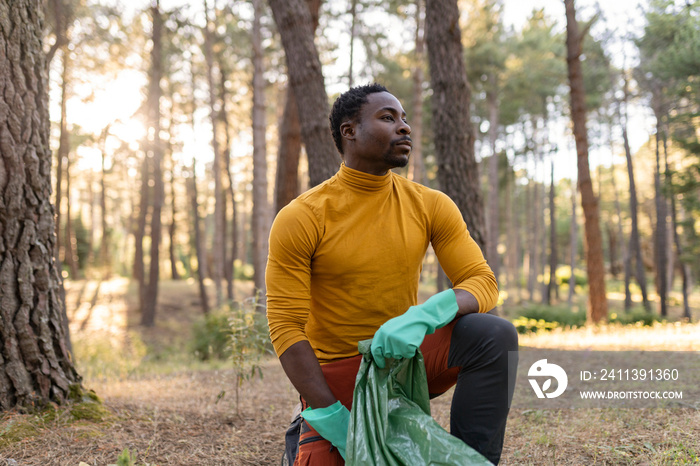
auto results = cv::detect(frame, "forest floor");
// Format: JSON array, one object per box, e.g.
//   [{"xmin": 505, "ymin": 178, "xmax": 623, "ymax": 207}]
[{"xmin": 0, "ymin": 277, "xmax": 699, "ymax": 465}]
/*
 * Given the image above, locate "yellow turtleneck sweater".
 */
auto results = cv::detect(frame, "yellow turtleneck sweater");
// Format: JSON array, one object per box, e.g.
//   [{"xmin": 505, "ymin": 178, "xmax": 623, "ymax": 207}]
[{"xmin": 266, "ymin": 164, "xmax": 498, "ymax": 364}]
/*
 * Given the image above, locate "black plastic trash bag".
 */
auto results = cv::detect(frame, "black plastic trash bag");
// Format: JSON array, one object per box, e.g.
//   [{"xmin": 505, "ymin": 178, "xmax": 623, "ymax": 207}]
[{"xmin": 346, "ymin": 340, "xmax": 493, "ymax": 466}]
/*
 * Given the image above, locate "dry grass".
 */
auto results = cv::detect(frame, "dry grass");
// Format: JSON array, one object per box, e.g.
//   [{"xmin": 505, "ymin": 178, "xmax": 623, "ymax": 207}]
[{"xmin": 1, "ymin": 278, "xmax": 698, "ymax": 465}]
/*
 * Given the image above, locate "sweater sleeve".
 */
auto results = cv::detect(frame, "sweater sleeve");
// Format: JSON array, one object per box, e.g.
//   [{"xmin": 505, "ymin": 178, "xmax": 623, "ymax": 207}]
[
  {"xmin": 429, "ymin": 191, "xmax": 498, "ymax": 313},
  {"xmin": 265, "ymin": 200, "xmax": 321, "ymax": 357}
]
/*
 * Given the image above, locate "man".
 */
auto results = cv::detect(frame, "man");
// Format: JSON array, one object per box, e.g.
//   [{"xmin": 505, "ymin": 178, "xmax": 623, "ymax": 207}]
[{"xmin": 266, "ymin": 83, "xmax": 518, "ymax": 465}]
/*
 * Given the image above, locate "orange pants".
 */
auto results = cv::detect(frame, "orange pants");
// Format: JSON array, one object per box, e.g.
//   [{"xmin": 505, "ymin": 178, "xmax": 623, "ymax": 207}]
[{"xmin": 294, "ymin": 321, "xmax": 459, "ymax": 466}]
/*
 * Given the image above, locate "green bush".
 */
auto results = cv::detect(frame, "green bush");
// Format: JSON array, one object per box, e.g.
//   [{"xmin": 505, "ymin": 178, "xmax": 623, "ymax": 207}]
[
  {"xmin": 190, "ymin": 311, "xmax": 232, "ymax": 361},
  {"xmin": 517, "ymin": 304, "xmax": 587, "ymax": 328},
  {"xmin": 609, "ymin": 308, "xmax": 662, "ymax": 326},
  {"xmin": 512, "ymin": 317, "xmax": 560, "ymax": 334}
]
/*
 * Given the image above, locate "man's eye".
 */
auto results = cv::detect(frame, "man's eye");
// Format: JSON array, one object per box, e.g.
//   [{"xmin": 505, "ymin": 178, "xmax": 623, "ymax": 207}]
[{"xmin": 383, "ymin": 115, "xmax": 394, "ymax": 121}]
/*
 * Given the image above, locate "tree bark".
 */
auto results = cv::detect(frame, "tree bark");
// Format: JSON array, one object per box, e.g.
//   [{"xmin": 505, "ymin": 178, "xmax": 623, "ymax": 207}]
[
  {"xmin": 0, "ymin": 0, "xmax": 81, "ymax": 410},
  {"xmin": 269, "ymin": 0, "xmax": 340, "ymax": 187},
  {"xmin": 275, "ymin": 89, "xmax": 302, "ymax": 213},
  {"xmin": 565, "ymin": 0, "xmax": 608, "ymax": 322},
  {"xmin": 425, "ymin": 0, "xmax": 486, "ymax": 251},
  {"xmin": 274, "ymin": 0, "xmax": 321, "ymax": 213},
  {"xmin": 142, "ymin": 2, "xmax": 164, "ymax": 327},
  {"xmin": 252, "ymin": 0, "xmax": 271, "ymax": 300}
]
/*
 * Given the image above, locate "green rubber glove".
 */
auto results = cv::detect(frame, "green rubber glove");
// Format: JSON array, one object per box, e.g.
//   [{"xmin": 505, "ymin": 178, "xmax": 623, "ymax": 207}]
[
  {"xmin": 371, "ymin": 289, "xmax": 459, "ymax": 369},
  {"xmin": 301, "ymin": 400, "xmax": 350, "ymax": 459}
]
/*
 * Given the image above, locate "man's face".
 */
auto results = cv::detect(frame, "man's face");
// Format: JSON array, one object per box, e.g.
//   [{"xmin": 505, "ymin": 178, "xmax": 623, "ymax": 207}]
[{"xmin": 344, "ymin": 91, "xmax": 412, "ymax": 175}]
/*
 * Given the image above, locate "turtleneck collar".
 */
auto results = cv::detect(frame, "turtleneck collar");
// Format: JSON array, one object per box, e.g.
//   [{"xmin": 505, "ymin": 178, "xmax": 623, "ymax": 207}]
[{"xmin": 337, "ymin": 163, "xmax": 392, "ymax": 192}]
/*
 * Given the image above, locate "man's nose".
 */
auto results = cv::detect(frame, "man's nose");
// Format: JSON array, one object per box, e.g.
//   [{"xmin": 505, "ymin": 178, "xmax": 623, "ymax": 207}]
[{"xmin": 398, "ymin": 120, "xmax": 411, "ymax": 134}]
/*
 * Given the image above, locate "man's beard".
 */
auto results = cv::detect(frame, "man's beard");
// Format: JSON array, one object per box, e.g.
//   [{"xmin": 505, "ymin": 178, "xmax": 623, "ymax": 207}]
[{"xmin": 382, "ymin": 150, "xmax": 410, "ymax": 168}]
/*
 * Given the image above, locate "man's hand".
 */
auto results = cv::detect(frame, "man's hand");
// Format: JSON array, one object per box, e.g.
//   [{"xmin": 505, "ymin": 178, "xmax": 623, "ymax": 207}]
[
  {"xmin": 370, "ymin": 289, "xmax": 459, "ymax": 368},
  {"xmin": 301, "ymin": 400, "xmax": 351, "ymax": 459}
]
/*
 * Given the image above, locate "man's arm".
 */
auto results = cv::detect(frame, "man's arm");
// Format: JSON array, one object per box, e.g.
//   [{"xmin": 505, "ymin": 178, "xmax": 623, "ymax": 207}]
[
  {"xmin": 278, "ymin": 340, "xmax": 337, "ymax": 409},
  {"xmin": 454, "ymin": 288, "xmax": 480, "ymax": 317}
]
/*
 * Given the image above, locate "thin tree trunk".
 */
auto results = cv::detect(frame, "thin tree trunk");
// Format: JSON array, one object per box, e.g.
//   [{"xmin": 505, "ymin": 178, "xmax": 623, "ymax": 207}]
[
  {"xmin": 204, "ymin": 0, "xmax": 224, "ymax": 307},
  {"xmin": 252, "ymin": 0, "xmax": 271, "ymax": 300},
  {"xmin": 565, "ymin": 0, "xmax": 608, "ymax": 322},
  {"xmin": 671, "ymin": 197, "xmax": 691, "ymax": 321},
  {"xmin": 486, "ymin": 76, "xmax": 500, "ymax": 281},
  {"xmin": 218, "ymin": 63, "xmax": 236, "ymax": 301},
  {"xmin": 168, "ymin": 150, "xmax": 180, "ymax": 281},
  {"xmin": 55, "ymin": 49, "xmax": 70, "ymax": 266},
  {"xmin": 0, "ymin": 0, "xmax": 80, "ymax": 409},
  {"xmin": 526, "ymin": 178, "xmax": 536, "ymax": 301},
  {"xmin": 142, "ymin": 1, "xmax": 164, "ymax": 327},
  {"xmin": 619, "ymin": 75, "xmax": 649, "ymax": 311},
  {"xmin": 64, "ymin": 156, "xmax": 79, "ymax": 278},
  {"xmin": 98, "ymin": 125, "xmax": 111, "ymax": 277},
  {"xmin": 348, "ymin": 0, "xmax": 357, "ymax": 87},
  {"xmin": 652, "ymin": 89, "xmax": 668, "ymax": 317},
  {"xmin": 547, "ymin": 160, "xmax": 558, "ymax": 304},
  {"xmin": 568, "ymin": 185, "xmax": 577, "ymax": 306},
  {"xmin": 408, "ymin": 0, "xmax": 426, "ymax": 185},
  {"xmin": 188, "ymin": 63, "xmax": 210, "ymax": 315},
  {"xmin": 425, "ymin": 0, "xmax": 486, "ymax": 251},
  {"xmin": 269, "ymin": 0, "xmax": 340, "ymax": 187},
  {"xmin": 134, "ymin": 153, "xmax": 150, "ymax": 311}
]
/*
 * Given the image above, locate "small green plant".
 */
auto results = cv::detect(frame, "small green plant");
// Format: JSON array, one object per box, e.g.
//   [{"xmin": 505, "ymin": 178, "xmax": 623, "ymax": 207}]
[
  {"xmin": 116, "ymin": 448, "xmax": 137, "ymax": 466},
  {"xmin": 228, "ymin": 293, "xmax": 274, "ymax": 414},
  {"xmin": 189, "ymin": 293, "xmax": 274, "ymax": 414},
  {"xmin": 191, "ymin": 311, "xmax": 232, "ymax": 361},
  {"xmin": 512, "ymin": 316, "xmax": 560, "ymax": 334}
]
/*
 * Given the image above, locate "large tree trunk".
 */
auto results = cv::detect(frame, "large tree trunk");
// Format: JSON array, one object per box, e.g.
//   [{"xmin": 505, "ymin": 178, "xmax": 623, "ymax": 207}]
[
  {"xmin": 252, "ymin": 0, "xmax": 271, "ymax": 300},
  {"xmin": 425, "ymin": 0, "xmax": 486, "ymax": 251},
  {"xmin": 0, "ymin": 0, "xmax": 81, "ymax": 410},
  {"xmin": 275, "ymin": 89, "xmax": 302, "ymax": 213},
  {"xmin": 142, "ymin": 2, "xmax": 164, "ymax": 327},
  {"xmin": 565, "ymin": 0, "xmax": 608, "ymax": 322},
  {"xmin": 408, "ymin": 0, "xmax": 426, "ymax": 186},
  {"xmin": 274, "ymin": 0, "xmax": 321, "ymax": 213},
  {"xmin": 204, "ymin": 0, "xmax": 224, "ymax": 308},
  {"xmin": 269, "ymin": 0, "xmax": 340, "ymax": 187}
]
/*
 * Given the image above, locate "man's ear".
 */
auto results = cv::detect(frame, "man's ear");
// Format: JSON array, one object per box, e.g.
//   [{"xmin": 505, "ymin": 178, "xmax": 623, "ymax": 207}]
[{"xmin": 340, "ymin": 120, "xmax": 355, "ymax": 141}]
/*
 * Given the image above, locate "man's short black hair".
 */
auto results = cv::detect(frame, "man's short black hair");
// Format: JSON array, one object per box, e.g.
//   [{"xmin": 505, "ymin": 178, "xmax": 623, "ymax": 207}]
[{"xmin": 329, "ymin": 83, "xmax": 388, "ymax": 155}]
